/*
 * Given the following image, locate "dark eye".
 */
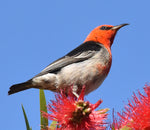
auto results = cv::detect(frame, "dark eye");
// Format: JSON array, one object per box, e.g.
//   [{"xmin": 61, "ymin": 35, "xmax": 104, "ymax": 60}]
[{"xmin": 100, "ymin": 26, "xmax": 112, "ymax": 30}]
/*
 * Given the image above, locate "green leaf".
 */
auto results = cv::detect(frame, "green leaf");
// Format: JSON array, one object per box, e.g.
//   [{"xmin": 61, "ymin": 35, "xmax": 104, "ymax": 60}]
[
  {"xmin": 120, "ymin": 126, "xmax": 132, "ymax": 130},
  {"xmin": 40, "ymin": 89, "xmax": 48, "ymax": 130},
  {"xmin": 21, "ymin": 104, "xmax": 32, "ymax": 130},
  {"xmin": 98, "ymin": 108, "xmax": 109, "ymax": 114},
  {"xmin": 49, "ymin": 121, "xmax": 57, "ymax": 129}
]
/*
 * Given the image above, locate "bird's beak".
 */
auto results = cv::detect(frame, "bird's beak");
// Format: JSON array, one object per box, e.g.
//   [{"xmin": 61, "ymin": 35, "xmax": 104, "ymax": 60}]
[{"xmin": 112, "ymin": 23, "xmax": 129, "ymax": 30}]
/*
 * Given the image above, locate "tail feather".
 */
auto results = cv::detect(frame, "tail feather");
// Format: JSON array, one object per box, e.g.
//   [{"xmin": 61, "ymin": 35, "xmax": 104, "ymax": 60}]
[{"xmin": 8, "ymin": 81, "xmax": 32, "ymax": 95}]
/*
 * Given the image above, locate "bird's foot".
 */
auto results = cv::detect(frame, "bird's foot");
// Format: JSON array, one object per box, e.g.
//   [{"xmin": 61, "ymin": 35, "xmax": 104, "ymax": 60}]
[
  {"xmin": 72, "ymin": 91, "xmax": 79, "ymax": 98},
  {"xmin": 72, "ymin": 85, "xmax": 79, "ymax": 98}
]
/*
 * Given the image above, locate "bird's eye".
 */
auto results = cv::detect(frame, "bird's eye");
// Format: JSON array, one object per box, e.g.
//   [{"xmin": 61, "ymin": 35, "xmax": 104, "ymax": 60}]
[{"xmin": 100, "ymin": 26, "xmax": 112, "ymax": 30}]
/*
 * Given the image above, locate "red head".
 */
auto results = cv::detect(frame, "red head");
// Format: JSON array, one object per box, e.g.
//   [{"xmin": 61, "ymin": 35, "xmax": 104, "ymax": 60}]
[{"xmin": 85, "ymin": 24, "xmax": 129, "ymax": 53}]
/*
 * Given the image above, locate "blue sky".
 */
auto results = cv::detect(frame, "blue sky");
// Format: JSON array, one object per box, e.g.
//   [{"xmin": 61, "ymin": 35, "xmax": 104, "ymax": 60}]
[{"xmin": 1, "ymin": 0, "xmax": 150, "ymax": 129}]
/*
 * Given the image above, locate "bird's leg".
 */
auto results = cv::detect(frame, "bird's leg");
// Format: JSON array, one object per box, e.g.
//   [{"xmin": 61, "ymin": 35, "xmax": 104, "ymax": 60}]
[{"xmin": 72, "ymin": 85, "xmax": 79, "ymax": 98}]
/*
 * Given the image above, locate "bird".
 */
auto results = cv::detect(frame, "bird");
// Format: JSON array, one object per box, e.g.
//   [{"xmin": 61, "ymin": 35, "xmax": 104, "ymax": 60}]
[{"xmin": 8, "ymin": 23, "xmax": 128, "ymax": 96}]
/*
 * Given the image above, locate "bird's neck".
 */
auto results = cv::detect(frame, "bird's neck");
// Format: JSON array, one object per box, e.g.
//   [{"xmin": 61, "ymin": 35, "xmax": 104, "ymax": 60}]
[{"xmin": 84, "ymin": 36, "xmax": 112, "ymax": 56}]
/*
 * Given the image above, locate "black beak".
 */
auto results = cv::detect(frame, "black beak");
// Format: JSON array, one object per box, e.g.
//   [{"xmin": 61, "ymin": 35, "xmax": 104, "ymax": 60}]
[{"xmin": 112, "ymin": 23, "xmax": 129, "ymax": 30}]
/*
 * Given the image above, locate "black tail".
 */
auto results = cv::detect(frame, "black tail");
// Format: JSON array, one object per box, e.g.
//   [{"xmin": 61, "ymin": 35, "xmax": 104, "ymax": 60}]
[{"xmin": 8, "ymin": 81, "xmax": 32, "ymax": 95}]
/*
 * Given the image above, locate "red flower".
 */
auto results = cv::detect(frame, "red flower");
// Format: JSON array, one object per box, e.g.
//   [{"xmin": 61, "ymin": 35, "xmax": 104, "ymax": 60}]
[
  {"xmin": 114, "ymin": 84, "xmax": 150, "ymax": 129},
  {"xmin": 42, "ymin": 86, "xmax": 108, "ymax": 130}
]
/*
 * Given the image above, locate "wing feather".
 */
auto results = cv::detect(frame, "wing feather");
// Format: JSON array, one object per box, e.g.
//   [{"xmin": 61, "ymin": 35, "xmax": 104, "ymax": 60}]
[{"xmin": 34, "ymin": 41, "xmax": 102, "ymax": 77}]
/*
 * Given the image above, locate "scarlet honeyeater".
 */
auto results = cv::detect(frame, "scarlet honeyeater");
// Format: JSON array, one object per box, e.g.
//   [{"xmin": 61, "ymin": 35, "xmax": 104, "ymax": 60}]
[{"xmin": 8, "ymin": 24, "xmax": 128, "ymax": 95}]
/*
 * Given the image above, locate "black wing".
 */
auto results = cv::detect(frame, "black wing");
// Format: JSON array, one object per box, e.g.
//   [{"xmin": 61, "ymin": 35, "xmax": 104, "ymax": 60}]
[{"xmin": 34, "ymin": 41, "xmax": 102, "ymax": 77}]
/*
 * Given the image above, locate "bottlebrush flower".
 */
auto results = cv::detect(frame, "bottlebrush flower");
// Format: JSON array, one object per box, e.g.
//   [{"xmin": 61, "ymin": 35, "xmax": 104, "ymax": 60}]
[
  {"xmin": 113, "ymin": 84, "xmax": 150, "ymax": 129},
  {"xmin": 42, "ymin": 86, "xmax": 108, "ymax": 130}
]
